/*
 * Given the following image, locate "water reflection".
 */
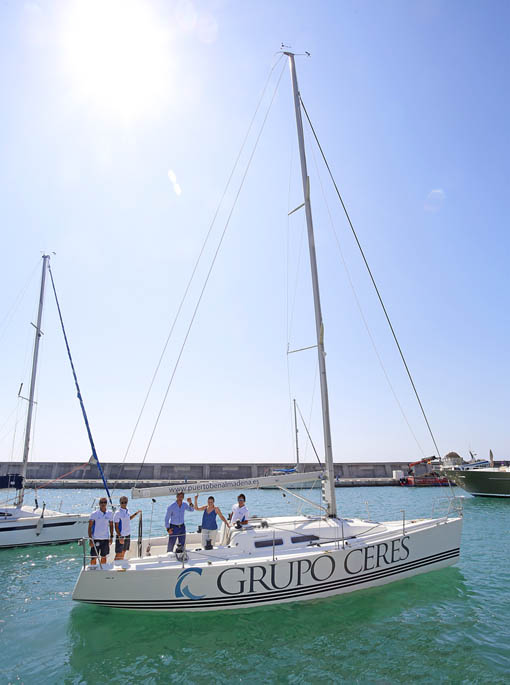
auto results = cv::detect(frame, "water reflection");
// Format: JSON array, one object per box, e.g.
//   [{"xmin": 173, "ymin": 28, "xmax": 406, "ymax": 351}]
[{"xmin": 67, "ymin": 567, "xmax": 467, "ymax": 683}]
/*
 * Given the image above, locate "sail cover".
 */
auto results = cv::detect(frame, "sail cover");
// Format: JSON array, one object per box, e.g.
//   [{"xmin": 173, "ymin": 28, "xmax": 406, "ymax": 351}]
[{"xmin": 131, "ymin": 470, "xmax": 324, "ymax": 499}]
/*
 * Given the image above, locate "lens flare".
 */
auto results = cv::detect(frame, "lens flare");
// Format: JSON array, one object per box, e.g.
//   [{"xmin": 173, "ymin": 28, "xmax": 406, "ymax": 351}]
[{"xmin": 61, "ymin": 0, "xmax": 173, "ymax": 122}]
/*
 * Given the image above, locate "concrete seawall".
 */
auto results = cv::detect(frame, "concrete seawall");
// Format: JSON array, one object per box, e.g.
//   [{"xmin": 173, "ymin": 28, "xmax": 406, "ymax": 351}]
[{"xmin": 0, "ymin": 461, "xmax": 409, "ymax": 488}]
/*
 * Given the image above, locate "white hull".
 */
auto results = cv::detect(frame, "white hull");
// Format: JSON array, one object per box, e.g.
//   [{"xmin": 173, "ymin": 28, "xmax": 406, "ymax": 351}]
[
  {"xmin": 0, "ymin": 505, "xmax": 90, "ymax": 548},
  {"xmin": 72, "ymin": 514, "xmax": 462, "ymax": 612}
]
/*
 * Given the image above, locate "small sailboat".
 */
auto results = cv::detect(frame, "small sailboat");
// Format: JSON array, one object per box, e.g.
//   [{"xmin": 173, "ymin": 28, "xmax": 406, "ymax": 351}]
[
  {"xmin": 0, "ymin": 255, "xmax": 90, "ymax": 548},
  {"xmin": 72, "ymin": 52, "xmax": 462, "ymax": 611}
]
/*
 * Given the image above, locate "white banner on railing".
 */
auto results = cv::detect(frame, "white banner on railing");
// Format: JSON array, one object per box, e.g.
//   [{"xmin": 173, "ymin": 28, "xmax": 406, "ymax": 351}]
[{"xmin": 131, "ymin": 470, "xmax": 324, "ymax": 499}]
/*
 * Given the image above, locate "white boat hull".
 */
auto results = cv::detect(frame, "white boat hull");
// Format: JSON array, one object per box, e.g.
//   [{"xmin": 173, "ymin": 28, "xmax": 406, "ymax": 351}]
[
  {"xmin": 0, "ymin": 506, "xmax": 90, "ymax": 548},
  {"xmin": 72, "ymin": 515, "xmax": 462, "ymax": 611}
]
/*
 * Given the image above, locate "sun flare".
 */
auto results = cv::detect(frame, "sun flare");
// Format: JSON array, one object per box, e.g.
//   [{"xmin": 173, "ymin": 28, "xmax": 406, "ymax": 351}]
[{"xmin": 61, "ymin": 0, "xmax": 173, "ymax": 121}]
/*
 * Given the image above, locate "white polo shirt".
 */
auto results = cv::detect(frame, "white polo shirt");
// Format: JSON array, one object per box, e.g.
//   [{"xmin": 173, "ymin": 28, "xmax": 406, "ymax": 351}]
[
  {"xmin": 231, "ymin": 503, "xmax": 249, "ymax": 524},
  {"xmin": 113, "ymin": 507, "xmax": 131, "ymax": 536},
  {"xmin": 90, "ymin": 509, "xmax": 113, "ymax": 539}
]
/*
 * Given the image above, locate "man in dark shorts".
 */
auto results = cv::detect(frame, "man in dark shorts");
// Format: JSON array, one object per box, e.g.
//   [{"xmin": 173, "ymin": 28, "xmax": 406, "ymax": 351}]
[
  {"xmin": 88, "ymin": 497, "xmax": 113, "ymax": 566},
  {"xmin": 113, "ymin": 496, "xmax": 141, "ymax": 560}
]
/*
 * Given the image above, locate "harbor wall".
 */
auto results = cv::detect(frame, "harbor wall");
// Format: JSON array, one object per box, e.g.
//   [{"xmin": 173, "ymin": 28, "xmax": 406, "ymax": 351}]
[{"xmin": 0, "ymin": 460, "xmax": 409, "ymax": 486}]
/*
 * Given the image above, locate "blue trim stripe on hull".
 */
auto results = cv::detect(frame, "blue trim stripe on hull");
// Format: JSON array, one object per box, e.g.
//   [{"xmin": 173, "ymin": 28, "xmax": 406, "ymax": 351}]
[
  {"xmin": 0, "ymin": 521, "xmax": 79, "ymax": 532},
  {"xmin": 76, "ymin": 546, "xmax": 460, "ymax": 609}
]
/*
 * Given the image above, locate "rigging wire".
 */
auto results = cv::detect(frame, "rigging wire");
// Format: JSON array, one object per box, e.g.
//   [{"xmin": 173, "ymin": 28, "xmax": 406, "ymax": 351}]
[
  {"xmin": 286, "ymin": 214, "xmax": 307, "ymax": 346},
  {"xmin": 0, "ymin": 405, "xmax": 20, "ymax": 444},
  {"xmin": 0, "ymin": 258, "xmax": 40, "ymax": 345},
  {"xmin": 135, "ymin": 61, "xmax": 288, "ymax": 483},
  {"xmin": 114, "ymin": 55, "xmax": 285, "ymax": 492},
  {"xmin": 285, "ymin": 151, "xmax": 317, "ymax": 464},
  {"xmin": 300, "ymin": 96, "xmax": 442, "ymax": 461},
  {"xmin": 47, "ymin": 265, "xmax": 113, "ymax": 507},
  {"xmin": 285, "ymin": 144, "xmax": 294, "ymax": 460},
  {"xmin": 285, "ymin": 147, "xmax": 312, "ymax": 462},
  {"xmin": 2, "ymin": 263, "xmax": 45, "ymax": 463},
  {"xmin": 9, "ymin": 404, "xmax": 21, "ymax": 462},
  {"xmin": 285, "ymin": 215, "xmax": 307, "ymax": 460},
  {"xmin": 306, "ymin": 123, "xmax": 427, "ymax": 458},
  {"xmin": 302, "ymin": 362, "xmax": 319, "ymax": 461},
  {"xmin": 296, "ymin": 401, "xmax": 322, "ymax": 465}
]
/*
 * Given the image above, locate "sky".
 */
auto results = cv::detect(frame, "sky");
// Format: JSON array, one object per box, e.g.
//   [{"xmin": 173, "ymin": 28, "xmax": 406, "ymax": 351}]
[{"xmin": 1, "ymin": 0, "xmax": 509, "ymax": 466}]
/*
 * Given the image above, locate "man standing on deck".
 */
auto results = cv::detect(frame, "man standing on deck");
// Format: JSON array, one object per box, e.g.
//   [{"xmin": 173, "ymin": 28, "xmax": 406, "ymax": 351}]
[
  {"xmin": 165, "ymin": 491, "xmax": 194, "ymax": 552},
  {"xmin": 231, "ymin": 493, "xmax": 250, "ymax": 527},
  {"xmin": 88, "ymin": 497, "xmax": 113, "ymax": 566},
  {"xmin": 113, "ymin": 496, "xmax": 141, "ymax": 560}
]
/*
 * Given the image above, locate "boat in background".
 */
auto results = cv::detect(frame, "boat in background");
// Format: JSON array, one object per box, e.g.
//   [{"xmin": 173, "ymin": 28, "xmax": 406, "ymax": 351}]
[
  {"xmin": 0, "ymin": 255, "xmax": 90, "ymax": 548},
  {"xmin": 261, "ymin": 400, "xmax": 322, "ymax": 489},
  {"xmin": 0, "ymin": 474, "xmax": 23, "ymax": 490},
  {"xmin": 399, "ymin": 457, "xmax": 452, "ymax": 487},
  {"xmin": 444, "ymin": 450, "xmax": 510, "ymax": 497}
]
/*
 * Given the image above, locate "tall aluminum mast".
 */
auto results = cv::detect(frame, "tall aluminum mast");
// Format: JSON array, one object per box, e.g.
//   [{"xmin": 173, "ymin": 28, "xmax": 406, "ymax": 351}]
[
  {"xmin": 285, "ymin": 53, "xmax": 337, "ymax": 516},
  {"xmin": 17, "ymin": 254, "xmax": 49, "ymax": 506}
]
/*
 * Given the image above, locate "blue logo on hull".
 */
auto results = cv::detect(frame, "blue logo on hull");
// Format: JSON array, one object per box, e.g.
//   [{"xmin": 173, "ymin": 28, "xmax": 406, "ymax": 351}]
[{"xmin": 175, "ymin": 568, "xmax": 206, "ymax": 600}]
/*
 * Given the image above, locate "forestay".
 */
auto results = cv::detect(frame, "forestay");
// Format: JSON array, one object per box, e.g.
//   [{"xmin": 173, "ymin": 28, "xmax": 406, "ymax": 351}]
[{"xmin": 131, "ymin": 470, "xmax": 324, "ymax": 499}]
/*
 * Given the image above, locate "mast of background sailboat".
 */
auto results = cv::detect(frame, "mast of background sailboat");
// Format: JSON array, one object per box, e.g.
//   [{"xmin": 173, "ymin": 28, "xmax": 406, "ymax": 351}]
[
  {"xmin": 285, "ymin": 53, "xmax": 337, "ymax": 517},
  {"xmin": 17, "ymin": 254, "xmax": 49, "ymax": 506},
  {"xmin": 293, "ymin": 398, "xmax": 300, "ymax": 467}
]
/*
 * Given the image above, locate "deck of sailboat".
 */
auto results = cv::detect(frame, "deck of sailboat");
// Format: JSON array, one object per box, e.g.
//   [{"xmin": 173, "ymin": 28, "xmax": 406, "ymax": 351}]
[
  {"xmin": 86, "ymin": 513, "xmax": 460, "ymax": 571},
  {"xmin": 0, "ymin": 505, "xmax": 86, "ymax": 521}
]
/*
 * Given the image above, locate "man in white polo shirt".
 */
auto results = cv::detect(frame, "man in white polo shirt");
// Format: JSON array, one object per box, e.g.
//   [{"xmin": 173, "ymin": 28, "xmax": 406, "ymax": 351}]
[
  {"xmin": 113, "ymin": 495, "xmax": 141, "ymax": 560},
  {"xmin": 231, "ymin": 493, "xmax": 250, "ymax": 527},
  {"xmin": 88, "ymin": 497, "xmax": 113, "ymax": 566}
]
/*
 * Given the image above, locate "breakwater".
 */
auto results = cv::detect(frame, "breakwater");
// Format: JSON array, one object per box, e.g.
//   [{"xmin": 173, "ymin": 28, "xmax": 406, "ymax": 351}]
[{"xmin": 0, "ymin": 460, "xmax": 409, "ymax": 488}]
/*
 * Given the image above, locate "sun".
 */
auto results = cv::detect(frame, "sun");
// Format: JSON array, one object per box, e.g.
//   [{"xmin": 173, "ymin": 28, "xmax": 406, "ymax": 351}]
[{"xmin": 61, "ymin": 0, "xmax": 173, "ymax": 122}]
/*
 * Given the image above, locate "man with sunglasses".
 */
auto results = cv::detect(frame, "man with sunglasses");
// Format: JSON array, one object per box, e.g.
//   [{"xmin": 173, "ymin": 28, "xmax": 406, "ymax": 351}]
[
  {"xmin": 230, "ymin": 493, "xmax": 249, "ymax": 527},
  {"xmin": 88, "ymin": 497, "xmax": 113, "ymax": 566},
  {"xmin": 113, "ymin": 496, "xmax": 141, "ymax": 560}
]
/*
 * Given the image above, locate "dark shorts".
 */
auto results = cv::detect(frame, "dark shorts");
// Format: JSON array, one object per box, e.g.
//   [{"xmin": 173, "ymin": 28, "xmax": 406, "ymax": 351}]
[
  {"xmin": 115, "ymin": 535, "xmax": 131, "ymax": 553},
  {"xmin": 91, "ymin": 539, "xmax": 110, "ymax": 557}
]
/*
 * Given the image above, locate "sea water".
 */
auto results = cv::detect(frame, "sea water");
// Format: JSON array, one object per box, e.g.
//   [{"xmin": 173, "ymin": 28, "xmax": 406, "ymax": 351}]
[{"xmin": 1, "ymin": 486, "xmax": 509, "ymax": 684}]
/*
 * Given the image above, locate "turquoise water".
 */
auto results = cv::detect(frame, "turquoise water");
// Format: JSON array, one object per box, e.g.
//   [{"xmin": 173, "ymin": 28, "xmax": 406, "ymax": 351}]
[{"xmin": 1, "ymin": 486, "xmax": 509, "ymax": 684}]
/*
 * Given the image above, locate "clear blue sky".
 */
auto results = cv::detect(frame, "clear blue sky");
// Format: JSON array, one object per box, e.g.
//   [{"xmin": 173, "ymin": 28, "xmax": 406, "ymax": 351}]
[{"xmin": 1, "ymin": 0, "xmax": 509, "ymax": 465}]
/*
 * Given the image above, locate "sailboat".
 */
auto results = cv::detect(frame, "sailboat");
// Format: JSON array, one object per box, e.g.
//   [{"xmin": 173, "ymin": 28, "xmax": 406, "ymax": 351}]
[
  {"xmin": 72, "ymin": 53, "xmax": 462, "ymax": 611},
  {"xmin": 0, "ymin": 255, "xmax": 90, "ymax": 548}
]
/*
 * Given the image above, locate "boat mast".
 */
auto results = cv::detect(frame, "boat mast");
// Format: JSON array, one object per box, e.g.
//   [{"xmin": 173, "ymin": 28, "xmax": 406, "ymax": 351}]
[
  {"xmin": 17, "ymin": 254, "xmax": 49, "ymax": 506},
  {"xmin": 293, "ymin": 398, "xmax": 300, "ymax": 467},
  {"xmin": 285, "ymin": 53, "xmax": 337, "ymax": 516}
]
